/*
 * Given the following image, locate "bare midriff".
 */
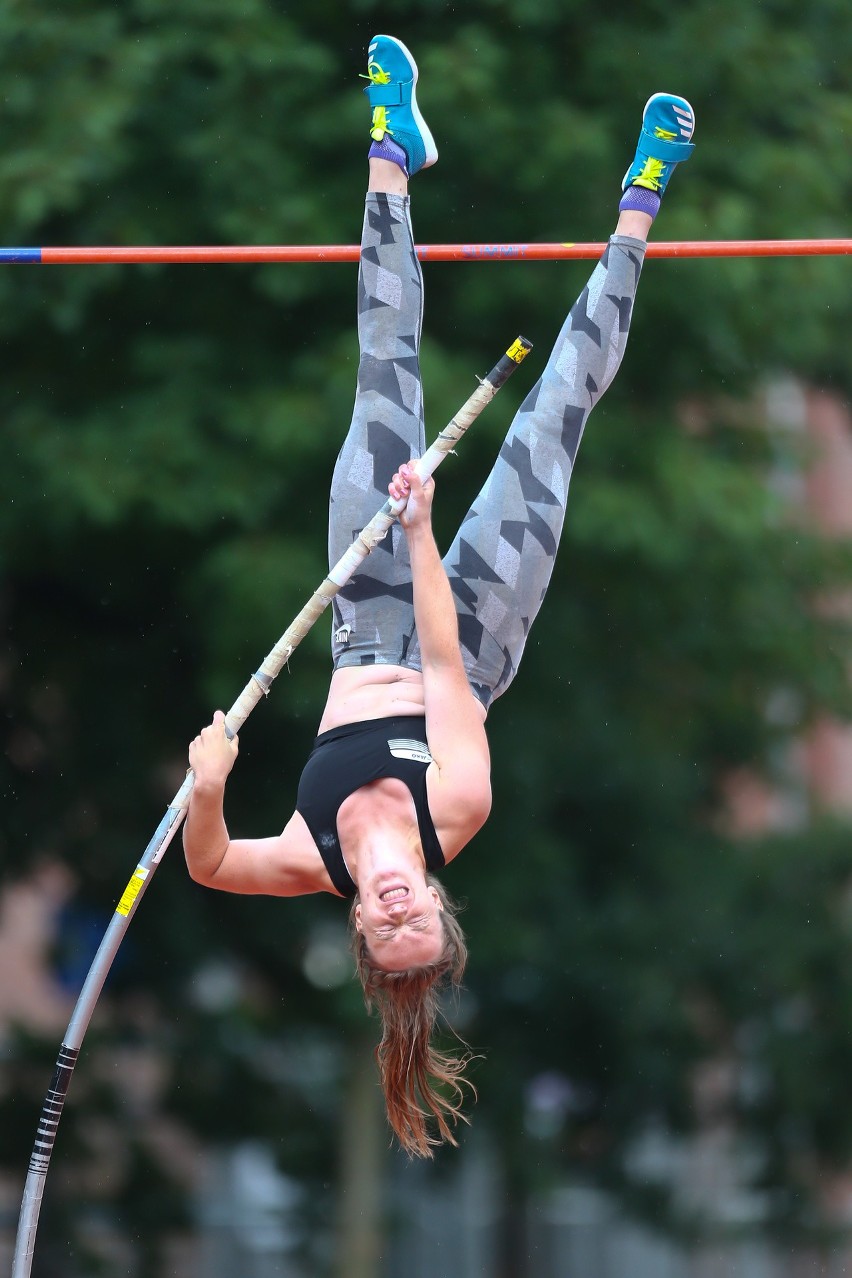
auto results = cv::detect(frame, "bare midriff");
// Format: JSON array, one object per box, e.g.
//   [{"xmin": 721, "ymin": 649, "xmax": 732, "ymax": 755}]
[
  {"xmin": 317, "ymin": 663, "xmax": 489, "ymax": 733},
  {"xmin": 318, "ymin": 664, "xmax": 429, "ymax": 732}
]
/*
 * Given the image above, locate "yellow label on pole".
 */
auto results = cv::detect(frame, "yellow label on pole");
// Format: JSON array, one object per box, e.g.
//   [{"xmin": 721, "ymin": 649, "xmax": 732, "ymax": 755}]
[
  {"xmin": 506, "ymin": 337, "xmax": 532, "ymax": 364},
  {"xmin": 116, "ymin": 867, "xmax": 149, "ymax": 917}
]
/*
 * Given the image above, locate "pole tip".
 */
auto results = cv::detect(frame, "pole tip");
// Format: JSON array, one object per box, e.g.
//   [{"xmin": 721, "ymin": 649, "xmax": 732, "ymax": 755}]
[{"xmin": 506, "ymin": 336, "xmax": 533, "ymax": 363}]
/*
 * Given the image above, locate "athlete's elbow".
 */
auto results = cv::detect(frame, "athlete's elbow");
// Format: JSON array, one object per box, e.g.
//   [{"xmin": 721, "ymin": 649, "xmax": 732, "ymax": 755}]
[
  {"xmin": 469, "ymin": 780, "xmax": 493, "ymax": 831},
  {"xmin": 183, "ymin": 839, "xmax": 229, "ymax": 888},
  {"xmin": 420, "ymin": 651, "xmax": 459, "ymax": 676},
  {"xmin": 185, "ymin": 856, "xmax": 213, "ymax": 888}
]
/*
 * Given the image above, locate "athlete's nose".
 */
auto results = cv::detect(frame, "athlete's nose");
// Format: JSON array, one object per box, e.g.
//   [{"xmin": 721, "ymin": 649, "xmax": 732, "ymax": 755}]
[{"xmin": 386, "ymin": 900, "xmax": 408, "ymax": 921}]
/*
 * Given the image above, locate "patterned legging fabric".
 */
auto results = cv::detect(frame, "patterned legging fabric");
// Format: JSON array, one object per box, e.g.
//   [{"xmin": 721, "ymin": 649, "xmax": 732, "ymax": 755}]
[{"xmin": 329, "ymin": 192, "xmax": 646, "ymax": 711}]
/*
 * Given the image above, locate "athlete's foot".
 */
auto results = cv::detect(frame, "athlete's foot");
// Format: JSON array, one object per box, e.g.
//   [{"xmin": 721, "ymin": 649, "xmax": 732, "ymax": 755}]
[
  {"xmin": 618, "ymin": 92, "xmax": 696, "ymax": 226},
  {"xmin": 362, "ymin": 34, "xmax": 438, "ymax": 178}
]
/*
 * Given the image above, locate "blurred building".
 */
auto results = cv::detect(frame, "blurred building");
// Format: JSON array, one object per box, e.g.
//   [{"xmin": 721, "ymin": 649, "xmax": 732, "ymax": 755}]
[{"xmin": 723, "ymin": 381, "xmax": 852, "ymax": 833}]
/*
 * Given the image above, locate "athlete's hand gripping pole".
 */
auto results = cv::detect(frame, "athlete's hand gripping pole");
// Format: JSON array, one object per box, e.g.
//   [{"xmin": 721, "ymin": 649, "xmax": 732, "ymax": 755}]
[{"xmin": 11, "ymin": 335, "xmax": 532, "ymax": 1278}]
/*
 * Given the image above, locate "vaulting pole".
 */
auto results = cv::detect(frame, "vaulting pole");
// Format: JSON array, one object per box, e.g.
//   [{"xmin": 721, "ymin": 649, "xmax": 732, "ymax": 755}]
[
  {"xmin": 10, "ymin": 335, "xmax": 533, "ymax": 1278},
  {"xmin": 0, "ymin": 240, "xmax": 850, "ymax": 264}
]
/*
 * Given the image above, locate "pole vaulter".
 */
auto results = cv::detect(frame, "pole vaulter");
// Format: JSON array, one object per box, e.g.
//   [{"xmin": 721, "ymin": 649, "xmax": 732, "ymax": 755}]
[{"xmin": 10, "ymin": 336, "xmax": 532, "ymax": 1278}]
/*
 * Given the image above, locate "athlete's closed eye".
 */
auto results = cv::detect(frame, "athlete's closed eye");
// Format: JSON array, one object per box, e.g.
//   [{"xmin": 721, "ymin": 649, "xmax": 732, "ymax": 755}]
[{"xmin": 374, "ymin": 915, "xmax": 431, "ymax": 942}]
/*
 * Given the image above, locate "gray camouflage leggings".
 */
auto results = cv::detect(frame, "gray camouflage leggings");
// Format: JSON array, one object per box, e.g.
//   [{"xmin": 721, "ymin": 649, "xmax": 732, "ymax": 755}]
[{"xmin": 329, "ymin": 192, "xmax": 646, "ymax": 710}]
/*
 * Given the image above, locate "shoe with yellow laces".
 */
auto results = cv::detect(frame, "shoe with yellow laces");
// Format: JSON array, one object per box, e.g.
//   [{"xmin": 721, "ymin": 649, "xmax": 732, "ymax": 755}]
[
  {"xmin": 620, "ymin": 93, "xmax": 695, "ymax": 220},
  {"xmin": 362, "ymin": 34, "xmax": 438, "ymax": 177}
]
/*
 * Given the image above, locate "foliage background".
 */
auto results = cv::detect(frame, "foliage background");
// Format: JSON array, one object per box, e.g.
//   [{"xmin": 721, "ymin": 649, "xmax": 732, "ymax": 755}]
[{"xmin": 2, "ymin": 0, "xmax": 852, "ymax": 1273}]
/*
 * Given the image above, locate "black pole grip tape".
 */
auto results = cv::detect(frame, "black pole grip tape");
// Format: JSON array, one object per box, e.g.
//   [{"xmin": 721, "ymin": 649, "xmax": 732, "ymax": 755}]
[{"xmin": 484, "ymin": 336, "xmax": 534, "ymax": 391}]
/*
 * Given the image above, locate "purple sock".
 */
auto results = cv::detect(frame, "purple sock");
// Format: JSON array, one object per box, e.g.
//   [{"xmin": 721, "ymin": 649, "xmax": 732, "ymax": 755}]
[
  {"xmin": 618, "ymin": 184, "xmax": 662, "ymax": 220},
  {"xmin": 368, "ymin": 136, "xmax": 409, "ymax": 176}
]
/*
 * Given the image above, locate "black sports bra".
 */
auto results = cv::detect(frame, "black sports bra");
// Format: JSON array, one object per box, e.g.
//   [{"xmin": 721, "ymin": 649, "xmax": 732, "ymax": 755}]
[{"xmin": 295, "ymin": 715, "xmax": 445, "ymax": 898}]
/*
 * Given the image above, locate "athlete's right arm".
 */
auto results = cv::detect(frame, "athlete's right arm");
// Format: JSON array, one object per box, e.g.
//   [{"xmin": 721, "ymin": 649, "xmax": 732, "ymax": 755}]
[{"xmin": 183, "ymin": 712, "xmax": 324, "ymax": 896}]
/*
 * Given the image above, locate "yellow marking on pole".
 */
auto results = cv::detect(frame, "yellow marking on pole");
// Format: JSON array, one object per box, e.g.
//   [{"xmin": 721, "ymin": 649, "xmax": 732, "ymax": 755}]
[
  {"xmin": 116, "ymin": 867, "xmax": 149, "ymax": 917},
  {"xmin": 506, "ymin": 338, "xmax": 532, "ymax": 364}
]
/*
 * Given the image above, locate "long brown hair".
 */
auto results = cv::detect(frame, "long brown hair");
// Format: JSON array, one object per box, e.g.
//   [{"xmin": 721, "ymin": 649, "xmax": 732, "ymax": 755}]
[{"xmin": 349, "ymin": 875, "xmax": 475, "ymax": 1158}]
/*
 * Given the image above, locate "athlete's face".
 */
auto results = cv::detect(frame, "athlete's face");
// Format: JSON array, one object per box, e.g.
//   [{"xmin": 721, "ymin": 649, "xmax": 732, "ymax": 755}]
[{"xmin": 355, "ymin": 873, "xmax": 445, "ymax": 971}]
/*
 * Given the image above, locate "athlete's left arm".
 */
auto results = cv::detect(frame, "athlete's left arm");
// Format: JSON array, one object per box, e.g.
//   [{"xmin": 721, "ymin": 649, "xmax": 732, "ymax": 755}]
[{"xmin": 390, "ymin": 465, "xmax": 492, "ymax": 852}]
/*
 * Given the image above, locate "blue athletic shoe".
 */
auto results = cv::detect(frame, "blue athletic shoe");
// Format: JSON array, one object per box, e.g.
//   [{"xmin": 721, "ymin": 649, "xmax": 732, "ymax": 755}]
[
  {"xmin": 622, "ymin": 93, "xmax": 696, "ymax": 195},
  {"xmin": 362, "ymin": 35, "xmax": 438, "ymax": 176}
]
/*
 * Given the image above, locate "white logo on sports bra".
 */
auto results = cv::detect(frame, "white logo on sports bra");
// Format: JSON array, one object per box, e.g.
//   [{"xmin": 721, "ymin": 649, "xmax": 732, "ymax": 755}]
[{"xmin": 388, "ymin": 738, "xmax": 432, "ymax": 765}]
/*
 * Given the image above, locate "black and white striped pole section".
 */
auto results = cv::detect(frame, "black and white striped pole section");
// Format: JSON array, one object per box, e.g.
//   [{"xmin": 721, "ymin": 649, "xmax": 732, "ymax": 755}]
[{"xmin": 10, "ymin": 333, "xmax": 532, "ymax": 1278}]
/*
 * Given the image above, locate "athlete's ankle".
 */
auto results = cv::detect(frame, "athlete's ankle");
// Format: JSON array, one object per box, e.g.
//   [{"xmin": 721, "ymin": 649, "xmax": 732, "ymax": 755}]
[
  {"xmin": 368, "ymin": 136, "xmax": 409, "ymax": 174},
  {"xmin": 368, "ymin": 156, "xmax": 408, "ymax": 195},
  {"xmin": 614, "ymin": 210, "xmax": 654, "ymax": 242},
  {"xmin": 618, "ymin": 184, "xmax": 661, "ymax": 221}
]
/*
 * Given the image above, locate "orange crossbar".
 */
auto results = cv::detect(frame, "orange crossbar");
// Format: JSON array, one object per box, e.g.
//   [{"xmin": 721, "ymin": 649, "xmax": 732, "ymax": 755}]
[{"xmin": 9, "ymin": 240, "xmax": 852, "ymax": 264}]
